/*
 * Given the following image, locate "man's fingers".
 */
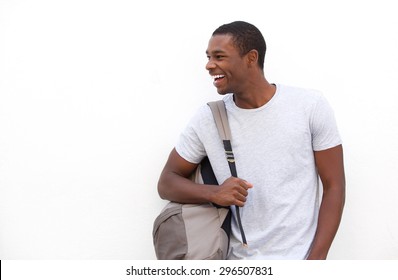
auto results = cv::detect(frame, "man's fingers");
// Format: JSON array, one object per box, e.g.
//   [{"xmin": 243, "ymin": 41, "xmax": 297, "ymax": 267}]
[
  {"xmin": 216, "ymin": 177, "xmax": 253, "ymax": 207},
  {"xmin": 235, "ymin": 192, "xmax": 247, "ymax": 202},
  {"xmin": 242, "ymin": 180, "xmax": 253, "ymax": 189}
]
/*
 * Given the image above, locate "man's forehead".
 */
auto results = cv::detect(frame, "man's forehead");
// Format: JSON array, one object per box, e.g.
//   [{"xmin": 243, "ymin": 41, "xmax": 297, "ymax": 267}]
[{"xmin": 206, "ymin": 34, "xmax": 235, "ymax": 54}]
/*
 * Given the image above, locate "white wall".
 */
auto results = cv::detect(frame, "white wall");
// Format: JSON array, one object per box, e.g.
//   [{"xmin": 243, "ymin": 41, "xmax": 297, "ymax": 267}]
[{"xmin": 0, "ymin": 0, "xmax": 397, "ymax": 259}]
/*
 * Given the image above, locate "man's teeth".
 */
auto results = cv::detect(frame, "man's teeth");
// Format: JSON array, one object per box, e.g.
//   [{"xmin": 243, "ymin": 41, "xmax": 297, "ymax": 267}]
[{"xmin": 212, "ymin": 75, "xmax": 225, "ymax": 80}]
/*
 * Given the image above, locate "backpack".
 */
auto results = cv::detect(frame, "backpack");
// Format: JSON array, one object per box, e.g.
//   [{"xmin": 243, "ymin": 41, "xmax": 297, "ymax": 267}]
[{"xmin": 152, "ymin": 100, "xmax": 247, "ymax": 260}]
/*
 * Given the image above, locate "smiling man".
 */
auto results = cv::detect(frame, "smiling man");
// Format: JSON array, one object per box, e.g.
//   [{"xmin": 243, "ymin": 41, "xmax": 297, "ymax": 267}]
[{"xmin": 157, "ymin": 21, "xmax": 345, "ymax": 260}]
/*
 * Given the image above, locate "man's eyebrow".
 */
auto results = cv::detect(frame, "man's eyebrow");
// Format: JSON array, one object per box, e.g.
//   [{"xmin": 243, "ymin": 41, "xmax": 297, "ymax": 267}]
[{"xmin": 206, "ymin": 49, "xmax": 226, "ymax": 55}]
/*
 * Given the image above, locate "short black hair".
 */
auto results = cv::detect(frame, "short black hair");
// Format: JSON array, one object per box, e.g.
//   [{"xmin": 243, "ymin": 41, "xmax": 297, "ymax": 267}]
[{"xmin": 212, "ymin": 21, "xmax": 266, "ymax": 70}]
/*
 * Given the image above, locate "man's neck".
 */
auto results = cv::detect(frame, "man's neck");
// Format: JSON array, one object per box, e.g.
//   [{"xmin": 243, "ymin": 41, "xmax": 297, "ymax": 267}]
[{"xmin": 233, "ymin": 80, "xmax": 276, "ymax": 109}]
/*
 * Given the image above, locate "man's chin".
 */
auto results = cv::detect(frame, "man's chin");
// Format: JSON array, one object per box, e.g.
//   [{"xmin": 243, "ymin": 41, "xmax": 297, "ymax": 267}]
[{"xmin": 216, "ymin": 88, "xmax": 228, "ymax": 95}]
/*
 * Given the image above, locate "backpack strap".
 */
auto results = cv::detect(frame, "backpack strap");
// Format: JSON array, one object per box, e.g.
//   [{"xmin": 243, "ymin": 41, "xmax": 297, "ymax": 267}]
[
  {"xmin": 207, "ymin": 100, "xmax": 248, "ymax": 247},
  {"xmin": 207, "ymin": 100, "xmax": 232, "ymax": 140}
]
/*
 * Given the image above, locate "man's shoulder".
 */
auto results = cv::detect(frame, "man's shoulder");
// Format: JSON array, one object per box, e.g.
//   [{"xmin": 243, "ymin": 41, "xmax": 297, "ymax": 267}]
[
  {"xmin": 278, "ymin": 84, "xmax": 323, "ymax": 98},
  {"xmin": 277, "ymin": 84, "xmax": 325, "ymax": 108},
  {"xmin": 187, "ymin": 100, "xmax": 219, "ymax": 129},
  {"xmin": 195, "ymin": 96, "xmax": 233, "ymax": 117}
]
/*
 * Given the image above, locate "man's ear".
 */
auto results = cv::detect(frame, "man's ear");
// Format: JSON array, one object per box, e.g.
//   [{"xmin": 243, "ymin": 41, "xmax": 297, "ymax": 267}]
[{"xmin": 246, "ymin": 49, "xmax": 259, "ymax": 67}]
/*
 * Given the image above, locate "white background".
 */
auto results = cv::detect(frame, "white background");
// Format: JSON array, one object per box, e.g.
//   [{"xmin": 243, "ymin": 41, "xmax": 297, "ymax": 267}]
[{"xmin": 0, "ymin": 0, "xmax": 397, "ymax": 259}]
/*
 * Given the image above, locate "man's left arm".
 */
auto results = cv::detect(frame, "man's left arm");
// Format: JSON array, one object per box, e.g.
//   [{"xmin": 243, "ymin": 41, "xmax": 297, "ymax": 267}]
[{"xmin": 307, "ymin": 144, "xmax": 346, "ymax": 260}]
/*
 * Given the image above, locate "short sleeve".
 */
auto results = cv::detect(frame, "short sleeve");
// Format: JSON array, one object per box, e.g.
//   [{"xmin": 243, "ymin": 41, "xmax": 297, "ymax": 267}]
[
  {"xmin": 175, "ymin": 106, "xmax": 208, "ymax": 164},
  {"xmin": 310, "ymin": 94, "xmax": 342, "ymax": 151}
]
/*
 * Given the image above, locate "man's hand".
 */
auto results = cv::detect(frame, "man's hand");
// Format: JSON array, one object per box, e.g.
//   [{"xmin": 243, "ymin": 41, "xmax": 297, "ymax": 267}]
[{"xmin": 210, "ymin": 177, "xmax": 253, "ymax": 207}]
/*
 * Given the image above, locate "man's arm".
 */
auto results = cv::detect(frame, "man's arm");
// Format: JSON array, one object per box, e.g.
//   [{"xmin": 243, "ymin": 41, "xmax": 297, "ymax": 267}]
[
  {"xmin": 157, "ymin": 148, "xmax": 252, "ymax": 207},
  {"xmin": 307, "ymin": 144, "xmax": 346, "ymax": 260}
]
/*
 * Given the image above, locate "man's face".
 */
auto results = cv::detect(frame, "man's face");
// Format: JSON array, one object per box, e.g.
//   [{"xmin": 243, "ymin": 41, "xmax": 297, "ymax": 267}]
[{"xmin": 205, "ymin": 34, "xmax": 248, "ymax": 95}]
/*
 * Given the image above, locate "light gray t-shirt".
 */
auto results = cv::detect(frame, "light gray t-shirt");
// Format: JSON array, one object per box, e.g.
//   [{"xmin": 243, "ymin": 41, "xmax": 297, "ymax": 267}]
[{"xmin": 175, "ymin": 84, "xmax": 342, "ymax": 259}]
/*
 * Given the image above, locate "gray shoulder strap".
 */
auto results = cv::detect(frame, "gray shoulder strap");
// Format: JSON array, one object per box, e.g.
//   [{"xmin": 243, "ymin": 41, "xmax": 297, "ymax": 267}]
[
  {"xmin": 207, "ymin": 100, "xmax": 231, "ymax": 141},
  {"xmin": 207, "ymin": 100, "xmax": 248, "ymax": 246}
]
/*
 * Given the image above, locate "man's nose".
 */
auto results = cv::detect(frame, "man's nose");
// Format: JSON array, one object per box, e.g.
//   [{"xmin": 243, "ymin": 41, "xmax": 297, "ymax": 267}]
[{"xmin": 205, "ymin": 59, "xmax": 216, "ymax": 71}]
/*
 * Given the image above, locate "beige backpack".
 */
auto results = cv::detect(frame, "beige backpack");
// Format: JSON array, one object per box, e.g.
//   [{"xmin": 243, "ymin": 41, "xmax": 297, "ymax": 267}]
[{"xmin": 152, "ymin": 100, "xmax": 246, "ymax": 260}]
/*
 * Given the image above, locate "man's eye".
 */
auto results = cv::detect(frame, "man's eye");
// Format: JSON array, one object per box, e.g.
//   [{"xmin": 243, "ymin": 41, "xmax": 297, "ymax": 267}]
[{"xmin": 206, "ymin": 55, "xmax": 224, "ymax": 60}]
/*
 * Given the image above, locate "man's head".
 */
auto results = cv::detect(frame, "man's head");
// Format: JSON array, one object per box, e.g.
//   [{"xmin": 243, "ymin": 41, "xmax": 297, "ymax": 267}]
[
  {"xmin": 212, "ymin": 21, "xmax": 266, "ymax": 70},
  {"xmin": 206, "ymin": 21, "xmax": 267, "ymax": 95}
]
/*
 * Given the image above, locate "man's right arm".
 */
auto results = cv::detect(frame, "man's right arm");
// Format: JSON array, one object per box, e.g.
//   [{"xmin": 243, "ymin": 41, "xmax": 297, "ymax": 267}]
[{"xmin": 157, "ymin": 148, "xmax": 252, "ymax": 207}]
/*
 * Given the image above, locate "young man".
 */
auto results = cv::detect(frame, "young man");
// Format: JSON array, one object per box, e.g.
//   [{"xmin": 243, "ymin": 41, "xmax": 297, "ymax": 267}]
[{"xmin": 157, "ymin": 21, "xmax": 345, "ymax": 260}]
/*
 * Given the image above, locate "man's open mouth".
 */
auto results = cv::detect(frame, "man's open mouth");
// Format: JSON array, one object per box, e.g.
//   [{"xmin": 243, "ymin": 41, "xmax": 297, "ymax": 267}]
[
  {"xmin": 212, "ymin": 75, "xmax": 225, "ymax": 81},
  {"xmin": 212, "ymin": 75, "xmax": 225, "ymax": 86}
]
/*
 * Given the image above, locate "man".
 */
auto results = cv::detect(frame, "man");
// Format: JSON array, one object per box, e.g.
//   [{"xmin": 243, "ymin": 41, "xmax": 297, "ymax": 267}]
[{"xmin": 157, "ymin": 21, "xmax": 345, "ymax": 260}]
